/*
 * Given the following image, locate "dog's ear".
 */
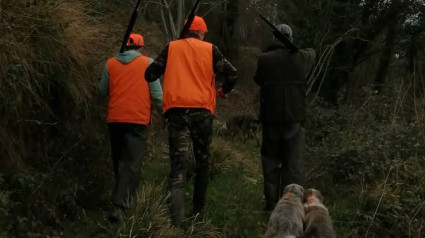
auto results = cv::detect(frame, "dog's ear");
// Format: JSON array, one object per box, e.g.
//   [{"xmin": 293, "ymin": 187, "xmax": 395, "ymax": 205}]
[
  {"xmin": 310, "ymin": 189, "xmax": 324, "ymax": 203},
  {"xmin": 304, "ymin": 188, "xmax": 313, "ymax": 200},
  {"xmin": 316, "ymin": 190, "xmax": 324, "ymax": 203},
  {"xmin": 294, "ymin": 184, "xmax": 304, "ymax": 199},
  {"xmin": 283, "ymin": 184, "xmax": 292, "ymax": 194}
]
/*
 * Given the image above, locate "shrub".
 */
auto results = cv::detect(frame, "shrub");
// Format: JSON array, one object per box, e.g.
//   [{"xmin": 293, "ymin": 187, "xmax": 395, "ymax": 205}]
[{"xmin": 305, "ymin": 93, "xmax": 425, "ymax": 237}]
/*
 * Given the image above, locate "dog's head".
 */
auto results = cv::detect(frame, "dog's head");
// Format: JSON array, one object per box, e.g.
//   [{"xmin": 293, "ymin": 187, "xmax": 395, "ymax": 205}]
[
  {"xmin": 304, "ymin": 188, "xmax": 324, "ymax": 204},
  {"xmin": 283, "ymin": 184, "xmax": 304, "ymax": 200}
]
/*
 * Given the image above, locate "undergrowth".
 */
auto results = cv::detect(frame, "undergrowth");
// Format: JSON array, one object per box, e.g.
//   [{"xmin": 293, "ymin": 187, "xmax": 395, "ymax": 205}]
[{"xmin": 305, "ymin": 91, "xmax": 425, "ymax": 237}]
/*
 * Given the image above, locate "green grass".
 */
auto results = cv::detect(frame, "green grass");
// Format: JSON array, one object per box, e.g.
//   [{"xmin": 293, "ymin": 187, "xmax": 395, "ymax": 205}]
[
  {"xmin": 206, "ymin": 167, "xmax": 267, "ymax": 237},
  {"xmin": 141, "ymin": 134, "xmax": 268, "ymax": 237},
  {"xmin": 63, "ymin": 125, "xmax": 420, "ymax": 237},
  {"xmin": 60, "ymin": 134, "xmax": 267, "ymax": 237}
]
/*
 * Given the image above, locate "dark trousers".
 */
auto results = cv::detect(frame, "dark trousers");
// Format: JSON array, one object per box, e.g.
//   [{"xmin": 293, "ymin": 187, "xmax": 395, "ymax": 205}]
[
  {"xmin": 261, "ymin": 123, "xmax": 305, "ymax": 211},
  {"xmin": 108, "ymin": 123, "xmax": 147, "ymax": 209},
  {"xmin": 165, "ymin": 108, "xmax": 213, "ymax": 227}
]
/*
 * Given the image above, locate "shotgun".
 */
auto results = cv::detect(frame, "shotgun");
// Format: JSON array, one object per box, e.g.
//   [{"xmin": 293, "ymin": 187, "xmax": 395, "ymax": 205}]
[
  {"xmin": 259, "ymin": 15, "xmax": 299, "ymax": 53},
  {"xmin": 120, "ymin": 0, "xmax": 142, "ymax": 53},
  {"xmin": 178, "ymin": 0, "xmax": 201, "ymax": 39}
]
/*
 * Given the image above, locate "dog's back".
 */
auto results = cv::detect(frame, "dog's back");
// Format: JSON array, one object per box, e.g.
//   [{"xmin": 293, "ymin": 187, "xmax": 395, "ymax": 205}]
[
  {"xmin": 264, "ymin": 198, "xmax": 304, "ymax": 238},
  {"xmin": 264, "ymin": 184, "xmax": 305, "ymax": 238},
  {"xmin": 303, "ymin": 189, "xmax": 336, "ymax": 238}
]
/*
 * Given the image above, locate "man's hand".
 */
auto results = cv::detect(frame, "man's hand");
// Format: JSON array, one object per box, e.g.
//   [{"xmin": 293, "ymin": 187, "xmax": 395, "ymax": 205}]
[{"xmin": 216, "ymin": 88, "xmax": 227, "ymax": 99}]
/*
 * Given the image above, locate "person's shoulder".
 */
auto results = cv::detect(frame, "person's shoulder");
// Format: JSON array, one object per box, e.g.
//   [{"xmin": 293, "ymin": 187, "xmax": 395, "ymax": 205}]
[
  {"xmin": 299, "ymin": 48, "xmax": 316, "ymax": 55},
  {"xmin": 211, "ymin": 43, "xmax": 220, "ymax": 51},
  {"xmin": 259, "ymin": 49, "xmax": 276, "ymax": 59},
  {"xmin": 106, "ymin": 56, "xmax": 117, "ymax": 64},
  {"xmin": 197, "ymin": 39, "xmax": 213, "ymax": 48},
  {"xmin": 298, "ymin": 48, "xmax": 316, "ymax": 60},
  {"xmin": 138, "ymin": 55, "xmax": 151, "ymax": 61},
  {"xmin": 169, "ymin": 39, "xmax": 180, "ymax": 44},
  {"xmin": 255, "ymin": 51, "xmax": 272, "ymax": 65}
]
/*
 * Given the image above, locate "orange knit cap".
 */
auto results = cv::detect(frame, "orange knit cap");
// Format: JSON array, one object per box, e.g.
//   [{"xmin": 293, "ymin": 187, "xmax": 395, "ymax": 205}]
[
  {"xmin": 187, "ymin": 16, "xmax": 208, "ymax": 32},
  {"xmin": 127, "ymin": 33, "xmax": 144, "ymax": 47}
]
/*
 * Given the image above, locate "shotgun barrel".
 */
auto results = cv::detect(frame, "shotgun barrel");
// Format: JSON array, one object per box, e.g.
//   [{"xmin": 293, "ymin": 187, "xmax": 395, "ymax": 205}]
[
  {"xmin": 259, "ymin": 15, "xmax": 299, "ymax": 53},
  {"xmin": 120, "ymin": 0, "xmax": 142, "ymax": 53},
  {"xmin": 178, "ymin": 0, "xmax": 201, "ymax": 39}
]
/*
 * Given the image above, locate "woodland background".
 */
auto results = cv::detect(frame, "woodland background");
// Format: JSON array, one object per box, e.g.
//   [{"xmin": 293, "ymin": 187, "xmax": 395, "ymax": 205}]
[{"xmin": 1, "ymin": 0, "xmax": 425, "ymax": 237}]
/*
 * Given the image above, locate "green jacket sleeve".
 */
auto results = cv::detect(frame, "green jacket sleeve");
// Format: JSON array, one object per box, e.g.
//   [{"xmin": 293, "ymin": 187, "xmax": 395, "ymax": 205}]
[
  {"xmin": 147, "ymin": 58, "xmax": 163, "ymax": 113},
  {"xmin": 98, "ymin": 63, "xmax": 109, "ymax": 97}
]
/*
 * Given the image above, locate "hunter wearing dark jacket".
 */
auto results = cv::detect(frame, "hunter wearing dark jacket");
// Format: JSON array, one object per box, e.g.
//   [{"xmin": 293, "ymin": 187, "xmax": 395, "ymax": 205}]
[{"xmin": 254, "ymin": 24, "xmax": 316, "ymax": 212}]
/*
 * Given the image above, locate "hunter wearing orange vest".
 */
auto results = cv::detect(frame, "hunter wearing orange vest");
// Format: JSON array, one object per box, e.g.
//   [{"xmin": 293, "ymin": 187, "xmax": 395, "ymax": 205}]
[
  {"xmin": 99, "ymin": 33, "xmax": 163, "ymax": 222},
  {"xmin": 145, "ymin": 16, "xmax": 237, "ymax": 227}
]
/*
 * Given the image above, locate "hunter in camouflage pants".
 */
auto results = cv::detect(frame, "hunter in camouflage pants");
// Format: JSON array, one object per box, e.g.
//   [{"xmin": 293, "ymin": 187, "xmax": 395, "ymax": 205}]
[{"xmin": 165, "ymin": 108, "xmax": 213, "ymax": 226}]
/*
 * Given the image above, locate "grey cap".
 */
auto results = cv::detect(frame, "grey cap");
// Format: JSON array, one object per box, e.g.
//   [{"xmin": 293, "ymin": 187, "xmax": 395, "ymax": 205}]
[{"xmin": 275, "ymin": 24, "xmax": 293, "ymax": 41}]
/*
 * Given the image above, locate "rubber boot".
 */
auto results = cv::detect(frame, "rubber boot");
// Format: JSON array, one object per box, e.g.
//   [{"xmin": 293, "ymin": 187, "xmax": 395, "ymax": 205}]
[
  {"xmin": 280, "ymin": 127, "xmax": 305, "ymax": 190},
  {"xmin": 193, "ymin": 173, "xmax": 209, "ymax": 216},
  {"xmin": 169, "ymin": 186, "xmax": 185, "ymax": 227},
  {"xmin": 262, "ymin": 156, "xmax": 281, "ymax": 212}
]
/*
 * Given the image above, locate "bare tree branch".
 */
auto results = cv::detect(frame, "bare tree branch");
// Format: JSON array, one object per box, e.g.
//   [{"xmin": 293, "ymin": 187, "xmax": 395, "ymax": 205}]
[
  {"xmin": 162, "ymin": 0, "xmax": 177, "ymax": 39},
  {"xmin": 202, "ymin": 0, "xmax": 227, "ymax": 17},
  {"xmin": 160, "ymin": 4, "xmax": 170, "ymax": 42}
]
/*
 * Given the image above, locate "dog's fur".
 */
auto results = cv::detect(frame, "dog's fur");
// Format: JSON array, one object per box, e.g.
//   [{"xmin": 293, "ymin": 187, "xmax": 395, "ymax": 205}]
[
  {"xmin": 302, "ymin": 189, "xmax": 336, "ymax": 238},
  {"xmin": 263, "ymin": 184, "xmax": 305, "ymax": 238}
]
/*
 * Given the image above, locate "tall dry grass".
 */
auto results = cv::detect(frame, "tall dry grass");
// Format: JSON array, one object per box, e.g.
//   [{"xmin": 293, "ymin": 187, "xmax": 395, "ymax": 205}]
[
  {"xmin": 413, "ymin": 73, "xmax": 425, "ymax": 136},
  {"xmin": 0, "ymin": 0, "xmax": 107, "ymax": 170},
  {"xmin": 112, "ymin": 182, "xmax": 221, "ymax": 238},
  {"xmin": 0, "ymin": 0, "xmax": 111, "ymax": 235}
]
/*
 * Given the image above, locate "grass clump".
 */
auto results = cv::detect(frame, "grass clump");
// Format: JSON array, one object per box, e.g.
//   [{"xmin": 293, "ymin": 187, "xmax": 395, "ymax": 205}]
[{"xmin": 102, "ymin": 182, "xmax": 221, "ymax": 238}]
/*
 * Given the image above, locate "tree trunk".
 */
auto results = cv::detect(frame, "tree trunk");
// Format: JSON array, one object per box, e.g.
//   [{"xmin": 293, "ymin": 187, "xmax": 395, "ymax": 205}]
[
  {"xmin": 373, "ymin": 23, "xmax": 396, "ymax": 92},
  {"xmin": 176, "ymin": 0, "xmax": 184, "ymax": 36},
  {"xmin": 162, "ymin": 0, "xmax": 177, "ymax": 39},
  {"xmin": 160, "ymin": 6, "xmax": 171, "ymax": 42},
  {"xmin": 373, "ymin": 0, "xmax": 401, "ymax": 93}
]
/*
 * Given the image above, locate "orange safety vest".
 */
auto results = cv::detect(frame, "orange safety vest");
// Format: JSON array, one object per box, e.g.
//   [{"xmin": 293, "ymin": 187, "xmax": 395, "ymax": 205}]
[
  {"xmin": 163, "ymin": 38, "xmax": 216, "ymax": 113},
  {"xmin": 106, "ymin": 55, "xmax": 151, "ymax": 125}
]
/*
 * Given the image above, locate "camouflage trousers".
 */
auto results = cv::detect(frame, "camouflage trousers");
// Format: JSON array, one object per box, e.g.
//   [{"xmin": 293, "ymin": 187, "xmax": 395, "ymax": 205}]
[
  {"xmin": 165, "ymin": 108, "xmax": 213, "ymax": 227},
  {"xmin": 108, "ymin": 123, "xmax": 147, "ymax": 209},
  {"xmin": 261, "ymin": 123, "xmax": 305, "ymax": 212}
]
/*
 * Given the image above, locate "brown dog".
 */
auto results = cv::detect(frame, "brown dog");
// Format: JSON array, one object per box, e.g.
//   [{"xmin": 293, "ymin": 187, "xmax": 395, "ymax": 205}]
[
  {"xmin": 303, "ymin": 189, "xmax": 336, "ymax": 238},
  {"xmin": 263, "ymin": 184, "xmax": 305, "ymax": 238}
]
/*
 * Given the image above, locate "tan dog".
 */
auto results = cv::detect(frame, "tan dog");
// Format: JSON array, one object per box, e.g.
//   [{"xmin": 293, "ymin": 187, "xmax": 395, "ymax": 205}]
[
  {"xmin": 303, "ymin": 189, "xmax": 336, "ymax": 238},
  {"xmin": 263, "ymin": 184, "xmax": 305, "ymax": 238}
]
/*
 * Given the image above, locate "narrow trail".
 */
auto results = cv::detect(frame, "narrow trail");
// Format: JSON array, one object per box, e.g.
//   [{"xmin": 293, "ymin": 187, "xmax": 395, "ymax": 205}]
[{"xmin": 63, "ymin": 126, "xmax": 267, "ymax": 237}]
